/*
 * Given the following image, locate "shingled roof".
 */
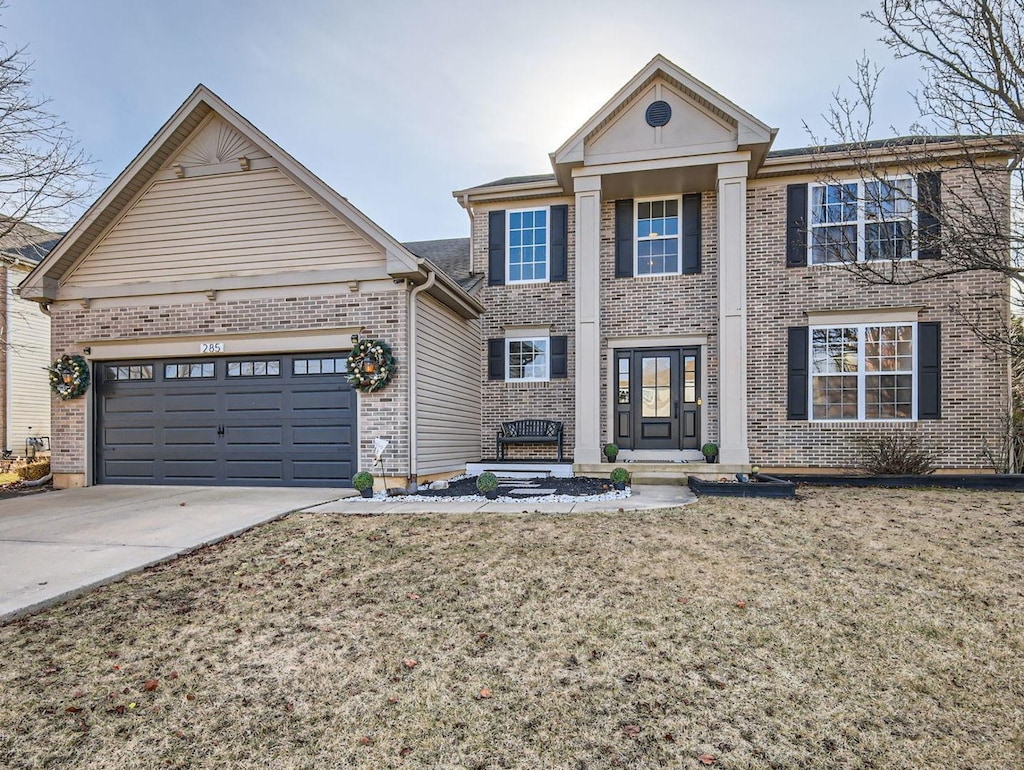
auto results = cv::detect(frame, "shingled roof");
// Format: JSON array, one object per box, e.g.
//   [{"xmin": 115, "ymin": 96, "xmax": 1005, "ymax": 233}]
[
  {"xmin": 0, "ymin": 221, "xmax": 62, "ymax": 265},
  {"xmin": 402, "ymin": 237, "xmax": 480, "ymax": 293}
]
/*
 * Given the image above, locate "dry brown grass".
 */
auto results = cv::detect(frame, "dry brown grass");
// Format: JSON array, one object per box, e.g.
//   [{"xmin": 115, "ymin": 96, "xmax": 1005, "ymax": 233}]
[{"xmin": 1, "ymin": 488, "xmax": 1022, "ymax": 769}]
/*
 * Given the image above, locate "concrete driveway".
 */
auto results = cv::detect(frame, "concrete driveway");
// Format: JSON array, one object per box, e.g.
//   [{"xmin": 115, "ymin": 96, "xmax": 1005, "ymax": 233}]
[{"xmin": 0, "ymin": 485, "xmax": 351, "ymax": 622}]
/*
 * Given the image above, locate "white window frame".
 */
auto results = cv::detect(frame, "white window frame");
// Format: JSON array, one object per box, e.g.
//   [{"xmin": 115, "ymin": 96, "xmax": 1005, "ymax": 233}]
[
  {"xmin": 505, "ymin": 335, "xmax": 550, "ymax": 382},
  {"xmin": 506, "ymin": 207, "xmax": 549, "ymax": 284},
  {"xmin": 809, "ymin": 322, "xmax": 918, "ymax": 422},
  {"xmin": 634, "ymin": 195, "xmax": 682, "ymax": 276},
  {"xmin": 807, "ymin": 177, "xmax": 917, "ymax": 265}
]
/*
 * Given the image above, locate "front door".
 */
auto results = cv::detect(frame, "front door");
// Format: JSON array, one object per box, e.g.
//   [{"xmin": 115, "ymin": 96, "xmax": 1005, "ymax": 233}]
[{"xmin": 614, "ymin": 347, "xmax": 700, "ymax": 451}]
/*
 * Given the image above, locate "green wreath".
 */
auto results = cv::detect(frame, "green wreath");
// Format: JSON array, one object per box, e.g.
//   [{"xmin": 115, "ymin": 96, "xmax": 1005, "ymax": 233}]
[
  {"xmin": 48, "ymin": 354, "xmax": 91, "ymax": 400},
  {"xmin": 346, "ymin": 339, "xmax": 396, "ymax": 392}
]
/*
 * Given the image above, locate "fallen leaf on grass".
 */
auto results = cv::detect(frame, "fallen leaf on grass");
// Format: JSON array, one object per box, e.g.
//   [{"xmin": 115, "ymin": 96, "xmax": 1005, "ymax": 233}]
[
  {"xmin": 622, "ymin": 725, "xmax": 641, "ymax": 738},
  {"xmin": 735, "ymin": 600, "xmax": 747, "ymax": 609},
  {"xmin": 479, "ymin": 688, "xmax": 492, "ymax": 699},
  {"xmin": 678, "ymin": 597, "xmax": 690, "ymax": 604},
  {"xmin": 407, "ymin": 593, "xmax": 421, "ymax": 600},
  {"xmin": 143, "ymin": 679, "xmax": 159, "ymax": 692},
  {"xmin": 403, "ymin": 658, "xmax": 418, "ymax": 669},
  {"xmin": 64, "ymin": 706, "xmax": 82, "ymax": 714},
  {"xmin": 167, "ymin": 671, "xmax": 179, "ymax": 680},
  {"xmin": 698, "ymin": 754, "xmax": 716, "ymax": 765},
  {"xmin": 358, "ymin": 736, "xmax": 373, "ymax": 745}
]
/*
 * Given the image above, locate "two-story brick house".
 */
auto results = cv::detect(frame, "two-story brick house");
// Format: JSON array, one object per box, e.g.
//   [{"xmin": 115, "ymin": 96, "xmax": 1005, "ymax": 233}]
[
  {"xmin": 20, "ymin": 55, "xmax": 1012, "ymax": 488},
  {"xmin": 456, "ymin": 55, "xmax": 1011, "ymax": 470}
]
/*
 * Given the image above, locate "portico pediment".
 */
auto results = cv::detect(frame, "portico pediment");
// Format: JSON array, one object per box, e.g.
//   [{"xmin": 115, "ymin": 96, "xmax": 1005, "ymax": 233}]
[{"xmin": 551, "ymin": 55, "xmax": 775, "ymax": 188}]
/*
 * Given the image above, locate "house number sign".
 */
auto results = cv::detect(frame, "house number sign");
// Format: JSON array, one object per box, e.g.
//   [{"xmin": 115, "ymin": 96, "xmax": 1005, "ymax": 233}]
[{"xmin": 200, "ymin": 342, "xmax": 225, "ymax": 354}]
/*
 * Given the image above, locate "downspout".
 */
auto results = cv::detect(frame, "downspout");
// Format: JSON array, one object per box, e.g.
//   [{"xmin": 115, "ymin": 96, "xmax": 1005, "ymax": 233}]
[{"xmin": 407, "ymin": 268, "xmax": 436, "ymax": 490}]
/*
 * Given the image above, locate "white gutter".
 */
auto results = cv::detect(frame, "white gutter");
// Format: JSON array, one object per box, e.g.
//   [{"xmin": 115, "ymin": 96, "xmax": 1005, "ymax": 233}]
[{"xmin": 407, "ymin": 268, "xmax": 437, "ymax": 488}]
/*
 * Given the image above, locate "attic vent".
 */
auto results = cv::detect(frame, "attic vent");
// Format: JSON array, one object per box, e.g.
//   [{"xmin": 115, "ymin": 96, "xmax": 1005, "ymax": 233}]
[{"xmin": 645, "ymin": 100, "xmax": 672, "ymax": 127}]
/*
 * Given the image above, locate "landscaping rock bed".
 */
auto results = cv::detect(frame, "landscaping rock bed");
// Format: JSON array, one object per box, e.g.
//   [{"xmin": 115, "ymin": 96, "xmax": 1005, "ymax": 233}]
[{"xmin": 415, "ymin": 475, "xmax": 618, "ymax": 499}]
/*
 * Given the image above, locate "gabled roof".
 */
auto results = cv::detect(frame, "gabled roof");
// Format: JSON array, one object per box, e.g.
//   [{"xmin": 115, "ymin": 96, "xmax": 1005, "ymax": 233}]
[
  {"xmin": 551, "ymin": 54, "xmax": 774, "ymax": 169},
  {"xmin": 20, "ymin": 84, "xmax": 432, "ymax": 302},
  {"xmin": 402, "ymin": 238, "xmax": 476, "ymax": 290}
]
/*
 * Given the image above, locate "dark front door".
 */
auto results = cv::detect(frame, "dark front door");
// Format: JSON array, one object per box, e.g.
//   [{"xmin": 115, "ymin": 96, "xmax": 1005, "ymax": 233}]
[{"xmin": 614, "ymin": 347, "xmax": 700, "ymax": 451}]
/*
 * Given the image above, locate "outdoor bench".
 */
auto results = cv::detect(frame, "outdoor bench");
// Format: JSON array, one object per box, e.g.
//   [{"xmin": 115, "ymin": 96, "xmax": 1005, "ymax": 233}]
[{"xmin": 496, "ymin": 419, "xmax": 564, "ymax": 462}]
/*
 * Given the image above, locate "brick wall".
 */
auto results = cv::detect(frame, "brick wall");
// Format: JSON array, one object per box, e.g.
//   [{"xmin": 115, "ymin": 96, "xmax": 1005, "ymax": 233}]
[
  {"xmin": 746, "ymin": 169, "xmax": 1010, "ymax": 469},
  {"xmin": 49, "ymin": 289, "xmax": 411, "ymax": 479},
  {"xmin": 472, "ymin": 204, "xmax": 576, "ymax": 461},
  {"xmin": 599, "ymin": 194, "xmax": 721, "ymax": 449}
]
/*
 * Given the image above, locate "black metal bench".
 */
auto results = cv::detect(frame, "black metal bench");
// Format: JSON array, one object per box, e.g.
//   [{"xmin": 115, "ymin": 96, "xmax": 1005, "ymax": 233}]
[{"xmin": 496, "ymin": 419, "xmax": 564, "ymax": 462}]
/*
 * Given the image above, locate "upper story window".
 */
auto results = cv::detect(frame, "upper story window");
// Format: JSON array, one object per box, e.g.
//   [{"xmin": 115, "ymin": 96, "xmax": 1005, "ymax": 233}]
[
  {"xmin": 810, "ymin": 323, "xmax": 915, "ymax": 421},
  {"xmin": 507, "ymin": 208, "xmax": 548, "ymax": 283},
  {"xmin": 810, "ymin": 178, "xmax": 915, "ymax": 265},
  {"xmin": 635, "ymin": 197, "xmax": 680, "ymax": 275}
]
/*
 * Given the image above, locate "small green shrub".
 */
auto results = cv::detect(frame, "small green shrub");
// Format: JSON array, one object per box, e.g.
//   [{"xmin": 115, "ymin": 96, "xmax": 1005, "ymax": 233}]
[
  {"xmin": 476, "ymin": 472, "xmax": 499, "ymax": 494},
  {"xmin": 701, "ymin": 442, "xmax": 718, "ymax": 456},
  {"xmin": 603, "ymin": 443, "xmax": 619, "ymax": 457},
  {"xmin": 609, "ymin": 467, "xmax": 629, "ymax": 484},
  {"xmin": 352, "ymin": 471, "xmax": 375, "ymax": 491},
  {"xmin": 859, "ymin": 433, "xmax": 935, "ymax": 475},
  {"xmin": 17, "ymin": 460, "xmax": 50, "ymax": 482}
]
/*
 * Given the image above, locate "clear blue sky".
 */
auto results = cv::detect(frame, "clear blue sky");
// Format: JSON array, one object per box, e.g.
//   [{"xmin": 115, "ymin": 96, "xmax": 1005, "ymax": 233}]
[{"xmin": 3, "ymin": 0, "xmax": 922, "ymax": 241}]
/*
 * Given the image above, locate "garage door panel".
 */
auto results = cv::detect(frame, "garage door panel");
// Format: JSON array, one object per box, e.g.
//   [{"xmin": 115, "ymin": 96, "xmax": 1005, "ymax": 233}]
[
  {"xmin": 292, "ymin": 424, "xmax": 353, "ymax": 446},
  {"xmin": 162, "ymin": 392, "xmax": 220, "ymax": 413},
  {"xmin": 223, "ymin": 426, "xmax": 283, "ymax": 446},
  {"xmin": 163, "ymin": 426, "xmax": 219, "ymax": 445},
  {"xmin": 96, "ymin": 353, "xmax": 356, "ymax": 487},
  {"xmin": 103, "ymin": 427, "xmax": 156, "ymax": 445}
]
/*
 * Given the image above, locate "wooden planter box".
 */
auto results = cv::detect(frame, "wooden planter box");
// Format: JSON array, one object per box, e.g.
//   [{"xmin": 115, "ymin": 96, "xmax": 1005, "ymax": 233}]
[{"xmin": 688, "ymin": 473, "xmax": 796, "ymax": 499}]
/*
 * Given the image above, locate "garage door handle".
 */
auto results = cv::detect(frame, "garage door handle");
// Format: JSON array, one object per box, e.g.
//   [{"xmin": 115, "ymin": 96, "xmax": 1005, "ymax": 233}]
[{"xmin": 217, "ymin": 424, "xmax": 225, "ymax": 436}]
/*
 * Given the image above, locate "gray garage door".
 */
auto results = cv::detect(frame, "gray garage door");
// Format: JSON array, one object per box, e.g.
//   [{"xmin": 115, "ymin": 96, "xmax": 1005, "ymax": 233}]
[{"xmin": 95, "ymin": 353, "xmax": 356, "ymax": 487}]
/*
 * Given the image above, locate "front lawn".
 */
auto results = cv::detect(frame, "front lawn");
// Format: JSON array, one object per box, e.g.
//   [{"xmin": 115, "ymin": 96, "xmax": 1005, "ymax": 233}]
[{"xmin": 1, "ymin": 488, "xmax": 1021, "ymax": 768}]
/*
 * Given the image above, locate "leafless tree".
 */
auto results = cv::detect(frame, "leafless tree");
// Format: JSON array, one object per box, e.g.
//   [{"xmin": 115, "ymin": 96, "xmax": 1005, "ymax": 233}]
[
  {"xmin": 0, "ymin": 20, "xmax": 95, "ymax": 240},
  {"xmin": 805, "ymin": 1, "xmax": 1023, "ymax": 325}
]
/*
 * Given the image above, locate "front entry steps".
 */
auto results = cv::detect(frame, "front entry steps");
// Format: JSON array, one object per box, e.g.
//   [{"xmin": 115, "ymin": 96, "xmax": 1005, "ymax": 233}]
[
  {"xmin": 574, "ymin": 462, "xmax": 751, "ymax": 486},
  {"xmin": 467, "ymin": 461, "xmax": 574, "ymax": 480}
]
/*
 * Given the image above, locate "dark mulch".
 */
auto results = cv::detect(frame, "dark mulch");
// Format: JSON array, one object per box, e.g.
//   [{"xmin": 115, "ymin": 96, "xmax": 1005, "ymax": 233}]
[
  {"xmin": 0, "ymin": 481, "xmax": 53, "ymax": 501},
  {"xmin": 414, "ymin": 475, "xmax": 615, "ymax": 497}
]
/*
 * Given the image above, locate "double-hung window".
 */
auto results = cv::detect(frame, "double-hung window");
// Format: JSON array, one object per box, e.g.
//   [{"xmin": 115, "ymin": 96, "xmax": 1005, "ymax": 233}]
[
  {"xmin": 507, "ymin": 208, "xmax": 548, "ymax": 283},
  {"xmin": 505, "ymin": 336, "xmax": 548, "ymax": 382},
  {"xmin": 810, "ymin": 323, "xmax": 916, "ymax": 420},
  {"xmin": 810, "ymin": 178, "xmax": 914, "ymax": 264},
  {"xmin": 635, "ymin": 197, "xmax": 680, "ymax": 275}
]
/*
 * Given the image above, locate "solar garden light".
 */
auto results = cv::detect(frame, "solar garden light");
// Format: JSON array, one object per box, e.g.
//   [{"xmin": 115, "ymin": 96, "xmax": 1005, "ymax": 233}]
[{"xmin": 373, "ymin": 437, "xmax": 390, "ymax": 493}]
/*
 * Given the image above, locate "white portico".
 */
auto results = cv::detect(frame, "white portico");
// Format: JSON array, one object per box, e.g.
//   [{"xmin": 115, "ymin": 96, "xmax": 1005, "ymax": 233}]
[{"xmin": 550, "ymin": 56, "xmax": 775, "ymax": 465}]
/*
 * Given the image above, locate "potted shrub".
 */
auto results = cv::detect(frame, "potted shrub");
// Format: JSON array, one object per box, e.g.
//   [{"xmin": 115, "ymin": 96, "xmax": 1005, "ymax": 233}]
[
  {"xmin": 352, "ymin": 471, "xmax": 375, "ymax": 498},
  {"xmin": 476, "ymin": 471, "xmax": 500, "ymax": 499},
  {"xmin": 603, "ymin": 443, "xmax": 619, "ymax": 463},
  {"xmin": 701, "ymin": 442, "xmax": 719, "ymax": 464},
  {"xmin": 609, "ymin": 466, "xmax": 630, "ymax": 490}
]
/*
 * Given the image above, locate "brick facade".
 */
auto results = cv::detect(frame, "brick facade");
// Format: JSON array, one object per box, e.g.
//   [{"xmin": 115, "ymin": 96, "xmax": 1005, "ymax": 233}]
[
  {"xmin": 49, "ymin": 289, "xmax": 411, "ymax": 480},
  {"xmin": 472, "ymin": 202, "xmax": 576, "ymax": 461},
  {"xmin": 472, "ymin": 168, "xmax": 1010, "ymax": 470}
]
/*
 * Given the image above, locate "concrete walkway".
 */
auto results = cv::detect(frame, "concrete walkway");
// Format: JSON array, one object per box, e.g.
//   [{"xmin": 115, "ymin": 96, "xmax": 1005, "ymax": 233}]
[
  {"xmin": 305, "ymin": 484, "xmax": 695, "ymax": 514},
  {"xmin": 0, "ymin": 485, "xmax": 350, "ymax": 622}
]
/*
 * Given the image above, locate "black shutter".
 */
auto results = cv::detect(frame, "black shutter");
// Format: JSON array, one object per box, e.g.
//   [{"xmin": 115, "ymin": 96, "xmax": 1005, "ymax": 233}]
[
  {"xmin": 615, "ymin": 199, "xmax": 634, "ymax": 277},
  {"xmin": 787, "ymin": 326, "xmax": 809, "ymax": 420},
  {"xmin": 917, "ymin": 172, "xmax": 941, "ymax": 260},
  {"xmin": 488, "ymin": 210, "xmax": 505, "ymax": 285},
  {"xmin": 681, "ymin": 193, "xmax": 701, "ymax": 274},
  {"xmin": 488, "ymin": 338, "xmax": 505, "ymax": 380},
  {"xmin": 550, "ymin": 335, "xmax": 568, "ymax": 378},
  {"xmin": 918, "ymin": 322, "xmax": 941, "ymax": 418},
  {"xmin": 550, "ymin": 205, "xmax": 568, "ymax": 282},
  {"xmin": 786, "ymin": 184, "xmax": 808, "ymax": 267}
]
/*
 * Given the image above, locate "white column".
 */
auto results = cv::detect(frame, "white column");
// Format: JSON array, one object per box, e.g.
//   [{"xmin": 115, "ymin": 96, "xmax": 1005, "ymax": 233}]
[
  {"xmin": 574, "ymin": 174, "xmax": 602, "ymax": 464},
  {"xmin": 717, "ymin": 161, "xmax": 750, "ymax": 465}
]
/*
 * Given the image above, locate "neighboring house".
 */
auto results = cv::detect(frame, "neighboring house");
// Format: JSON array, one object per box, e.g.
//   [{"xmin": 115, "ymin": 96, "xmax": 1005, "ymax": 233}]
[
  {"xmin": 0, "ymin": 223, "xmax": 59, "ymax": 456},
  {"xmin": 19, "ymin": 55, "xmax": 1013, "ymax": 488}
]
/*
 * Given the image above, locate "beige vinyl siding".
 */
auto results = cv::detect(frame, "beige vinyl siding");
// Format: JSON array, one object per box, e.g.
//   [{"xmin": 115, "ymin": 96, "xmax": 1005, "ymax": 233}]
[
  {"xmin": 6, "ymin": 266, "xmax": 50, "ymax": 453},
  {"xmin": 65, "ymin": 167, "xmax": 386, "ymax": 287},
  {"xmin": 415, "ymin": 295, "xmax": 481, "ymax": 476}
]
